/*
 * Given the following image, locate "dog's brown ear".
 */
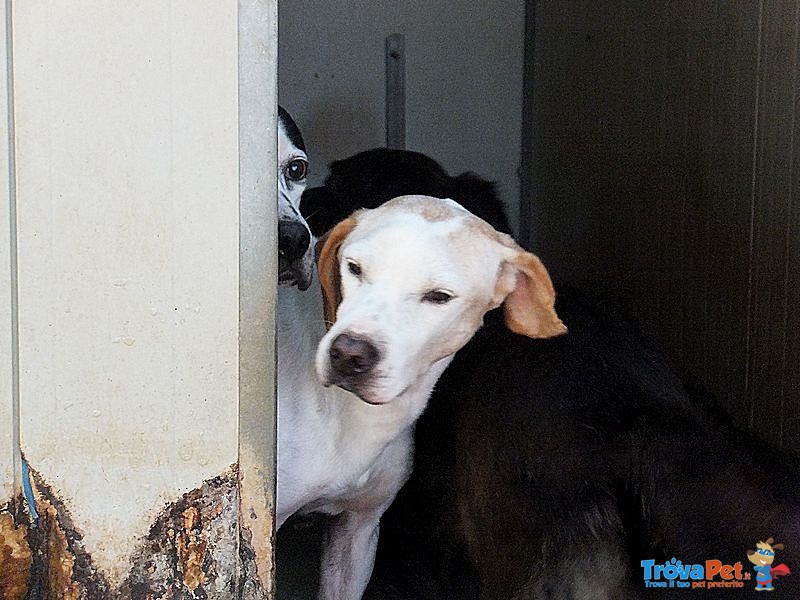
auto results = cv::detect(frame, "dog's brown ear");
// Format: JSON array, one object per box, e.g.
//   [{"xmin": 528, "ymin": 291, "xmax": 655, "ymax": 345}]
[
  {"xmin": 498, "ymin": 249, "xmax": 566, "ymax": 339},
  {"xmin": 773, "ymin": 543, "xmax": 784, "ymax": 551},
  {"xmin": 766, "ymin": 537, "xmax": 775, "ymax": 546},
  {"xmin": 316, "ymin": 216, "xmax": 358, "ymax": 328}
]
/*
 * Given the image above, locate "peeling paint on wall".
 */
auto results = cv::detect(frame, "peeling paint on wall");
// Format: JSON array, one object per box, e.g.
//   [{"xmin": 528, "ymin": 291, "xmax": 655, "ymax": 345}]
[
  {"xmin": 122, "ymin": 464, "xmax": 259, "ymax": 599},
  {"xmin": 5, "ymin": 462, "xmax": 267, "ymax": 598},
  {"xmin": 176, "ymin": 506, "xmax": 210, "ymax": 591},
  {"xmin": 238, "ymin": 445, "xmax": 274, "ymax": 598},
  {"xmin": 0, "ymin": 499, "xmax": 33, "ymax": 600},
  {"xmin": 27, "ymin": 467, "xmax": 112, "ymax": 599},
  {"xmin": 238, "ymin": 521, "xmax": 270, "ymax": 600}
]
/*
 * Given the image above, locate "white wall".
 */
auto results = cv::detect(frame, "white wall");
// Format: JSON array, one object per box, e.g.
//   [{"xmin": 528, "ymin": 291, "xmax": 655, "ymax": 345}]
[{"xmin": 279, "ymin": 0, "xmax": 525, "ymax": 232}]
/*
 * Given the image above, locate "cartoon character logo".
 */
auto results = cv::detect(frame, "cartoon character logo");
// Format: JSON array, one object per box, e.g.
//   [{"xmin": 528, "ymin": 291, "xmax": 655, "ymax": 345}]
[{"xmin": 747, "ymin": 538, "xmax": 791, "ymax": 591}]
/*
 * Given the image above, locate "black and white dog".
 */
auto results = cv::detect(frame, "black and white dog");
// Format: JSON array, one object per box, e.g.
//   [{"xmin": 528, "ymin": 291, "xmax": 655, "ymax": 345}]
[
  {"xmin": 301, "ymin": 148, "xmax": 800, "ymax": 599},
  {"xmin": 277, "ymin": 106, "xmax": 313, "ymax": 289}
]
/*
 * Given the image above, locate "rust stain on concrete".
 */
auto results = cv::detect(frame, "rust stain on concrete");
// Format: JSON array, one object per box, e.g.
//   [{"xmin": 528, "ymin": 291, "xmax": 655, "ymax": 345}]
[
  {"xmin": 13, "ymin": 461, "xmax": 267, "ymax": 597},
  {"xmin": 123, "ymin": 462, "xmax": 266, "ymax": 599},
  {"xmin": 176, "ymin": 506, "xmax": 208, "ymax": 591},
  {"xmin": 0, "ymin": 499, "xmax": 33, "ymax": 600},
  {"xmin": 37, "ymin": 495, "xmax": 85, "ymax": 599},
  {"xmin": 27, "ymin": 466, "xmax": 112, "ymax": 599},
  {"xmin": 238, "ymin": 445, "xmax": 273, "ymax": 598}
]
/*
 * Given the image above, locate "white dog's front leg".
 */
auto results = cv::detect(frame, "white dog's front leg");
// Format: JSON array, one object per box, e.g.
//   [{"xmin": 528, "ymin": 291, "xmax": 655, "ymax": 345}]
[{"xmin": 318, "ymin": 509, "xmax": 382, "ymax": 600}]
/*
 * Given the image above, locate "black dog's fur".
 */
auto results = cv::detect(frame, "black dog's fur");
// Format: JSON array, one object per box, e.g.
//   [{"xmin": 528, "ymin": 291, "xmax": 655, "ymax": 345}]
[
  {"xmin": 301, "ymin": 148, "xmax": 511, "ymax": 238},
  {"xmin": 301, "ymin": 149, "xmax": 800, "ymax": 599}
]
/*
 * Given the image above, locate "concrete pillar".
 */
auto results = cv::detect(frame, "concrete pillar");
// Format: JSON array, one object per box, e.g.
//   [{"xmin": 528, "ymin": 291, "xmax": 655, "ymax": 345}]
[{"xmin": 0, "ymin": 2, "xmax": 277, "ymax": 597}]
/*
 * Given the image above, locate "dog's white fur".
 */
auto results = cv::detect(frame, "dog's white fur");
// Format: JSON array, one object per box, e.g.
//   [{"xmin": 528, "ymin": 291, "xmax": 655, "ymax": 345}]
[{"xmin": 278, "ymin": 185, "xmax": 565, "ymax": 598}]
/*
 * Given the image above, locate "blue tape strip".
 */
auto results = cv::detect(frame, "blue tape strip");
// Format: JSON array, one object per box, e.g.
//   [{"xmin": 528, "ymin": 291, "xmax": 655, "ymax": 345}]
[{"xmin": 21, "ymin": 458, "xmax": 39, "ymax": 523}]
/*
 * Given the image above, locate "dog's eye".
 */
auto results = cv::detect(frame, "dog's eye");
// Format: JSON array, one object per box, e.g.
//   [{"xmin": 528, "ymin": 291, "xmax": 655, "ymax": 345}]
[
  {"xmin": 285, "ymin": 159, "xmax": 308, "ymax": 182},
  {"xmin": 347, "ymin": 261, "xmax": 362, "ymax": 278},
  {"xmin": 422, "ymin": 290, "xmax": 453, "ymax": 304}
]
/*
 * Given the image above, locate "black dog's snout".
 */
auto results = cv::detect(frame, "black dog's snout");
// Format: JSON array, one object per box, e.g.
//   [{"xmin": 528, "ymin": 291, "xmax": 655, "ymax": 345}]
[
  {"xmin": 278, "ymin": 220, "xmax": 311, "ymax": 262},
  {"xmin": 329, "ymin": 334, "xmax": 380, "ymax": 378}
]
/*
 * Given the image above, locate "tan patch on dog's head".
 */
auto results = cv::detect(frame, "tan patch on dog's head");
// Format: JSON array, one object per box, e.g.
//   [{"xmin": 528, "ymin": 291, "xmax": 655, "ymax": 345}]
[
  {"xmin": 318, "ymin": 195, "xmax": 566, "ymax": 341},
  {"xmin": 316, "ymin": 215, "xmax": 360, "ymax": 327},
  {"xmin": 447, "ymin": 214, "xmax": 566, "ymax": 339},
  {"xmin": 377, "ymin": 195, "xmax": 469, "ymax": 223}
]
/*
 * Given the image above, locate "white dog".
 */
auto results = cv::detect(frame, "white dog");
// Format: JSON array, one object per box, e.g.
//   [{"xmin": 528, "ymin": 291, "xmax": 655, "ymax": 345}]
[{"xmin": 278, "ymin": 179, "xmax": 566, "ymax": 596}]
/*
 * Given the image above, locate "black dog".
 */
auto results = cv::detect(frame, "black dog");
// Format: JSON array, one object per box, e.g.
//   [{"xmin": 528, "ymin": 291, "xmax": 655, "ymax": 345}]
[
  {"xmin": 302, "ymin": 149, "xmax": 800, "ymax": 599},
  {"xmin": 300, "ymin": 148, "xmax": 511, "ymax": 237}
]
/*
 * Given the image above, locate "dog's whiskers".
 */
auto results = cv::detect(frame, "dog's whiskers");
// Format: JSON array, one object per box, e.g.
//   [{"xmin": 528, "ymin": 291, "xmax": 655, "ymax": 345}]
[{"xmin": 303, "ymin": 207, "xmax": 321, "ymax": 221}]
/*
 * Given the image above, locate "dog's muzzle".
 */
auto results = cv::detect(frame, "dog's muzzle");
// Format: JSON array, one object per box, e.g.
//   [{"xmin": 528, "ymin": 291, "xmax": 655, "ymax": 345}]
[
  {"xmin": 278, "ymin": 219, "xmax": 313, "ymax": 290},
  {"xmin": 324, "ymin": 333, "xmax": 383, "ymax": 403}
]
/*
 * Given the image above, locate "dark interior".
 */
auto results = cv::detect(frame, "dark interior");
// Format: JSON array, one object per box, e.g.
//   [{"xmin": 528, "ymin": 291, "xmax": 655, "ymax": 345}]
[
  {"xmin": 522, "ymin": 1, "xmax": 799, "ymax": 452},
  {"xmin": 278, "ymin": 1, "xmax": 800, "ymax": 598}
]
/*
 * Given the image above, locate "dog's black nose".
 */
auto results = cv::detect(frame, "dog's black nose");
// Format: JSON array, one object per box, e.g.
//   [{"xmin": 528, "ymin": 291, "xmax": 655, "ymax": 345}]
[
  {"xmin": 329, "ymin": 334, "xmax": 380, "ymax": 378},
  {"xmin": 278, "ymin": 220, "xmax": 311, "ymax": 263}
]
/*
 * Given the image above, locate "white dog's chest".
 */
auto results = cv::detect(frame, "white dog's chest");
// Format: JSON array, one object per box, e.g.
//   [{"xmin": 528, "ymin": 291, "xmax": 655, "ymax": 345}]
[
  {"xmin": 295, "ymin": 434, "xmax": 410, "ymax": 516},
  {"xmin": 276, "ymin": 286, "xmax": 414, "ymax": 524},
  {"xmin": 277, "ymin": 407, "xmax": 412, "ymax": 523}
]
